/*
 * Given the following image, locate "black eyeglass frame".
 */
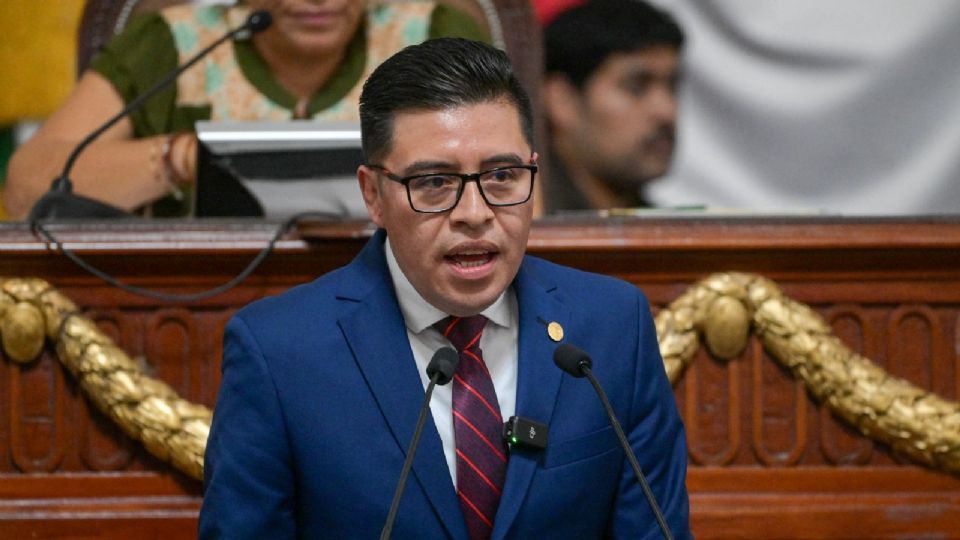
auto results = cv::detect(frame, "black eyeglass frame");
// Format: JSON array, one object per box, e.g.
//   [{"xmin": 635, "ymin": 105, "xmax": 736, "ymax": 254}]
[{"xmin": 366, "ymin": 163, "xmax": 538, "ymax": 213}]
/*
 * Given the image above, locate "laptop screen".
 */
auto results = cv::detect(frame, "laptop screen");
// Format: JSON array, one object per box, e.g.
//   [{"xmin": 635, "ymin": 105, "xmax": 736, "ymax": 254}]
[{"xmin": 194, "ymin": 120, "xmax": 367, "ymax": 218}]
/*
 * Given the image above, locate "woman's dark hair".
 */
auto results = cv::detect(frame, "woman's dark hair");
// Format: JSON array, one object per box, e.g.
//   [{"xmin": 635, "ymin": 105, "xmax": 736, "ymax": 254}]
[{"xmin": 359, "ymin": 38, "xmax": 533, "ymax": 163}]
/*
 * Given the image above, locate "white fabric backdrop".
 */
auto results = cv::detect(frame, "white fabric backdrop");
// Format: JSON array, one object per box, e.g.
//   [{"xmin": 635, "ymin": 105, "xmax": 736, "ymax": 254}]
[{"xmin": 645, "ymin": 0, "xmax": 960, "ymax": 214}]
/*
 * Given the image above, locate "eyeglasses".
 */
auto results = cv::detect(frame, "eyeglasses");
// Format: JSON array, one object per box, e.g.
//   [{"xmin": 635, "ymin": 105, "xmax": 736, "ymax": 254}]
[{"xmin": 366, "ymin": 163, "xmax": 538, "ymax": 213}]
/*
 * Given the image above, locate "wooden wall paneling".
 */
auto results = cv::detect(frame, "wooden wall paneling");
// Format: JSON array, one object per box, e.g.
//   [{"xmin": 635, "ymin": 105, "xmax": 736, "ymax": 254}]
[
  {"xmin": 955, "ymin": 313, "xmax": 960, "ymax": 399},
  {"xmin": 820, "ymin": 305, "xmax": 875, "ymax": 466},
  {"xmin": 752, "ymin": 339, "xmax": 808, "ymax": 468},
  {"xmin": 9, "ymin": 352, "xmax": 67, "ymax": 474},
  {"xmin": 1, "ymin": 217, "xmax": 959, "ymax": 538},
  {"xmin": 683, "ymin": 348, "xmax": 740, "ymax": 467}
]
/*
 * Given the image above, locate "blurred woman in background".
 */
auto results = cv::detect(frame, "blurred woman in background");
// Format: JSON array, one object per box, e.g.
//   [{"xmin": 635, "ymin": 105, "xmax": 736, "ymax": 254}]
[{"xmin": 3, "ymin": 0, "xmax": 487, "ymax": 218}]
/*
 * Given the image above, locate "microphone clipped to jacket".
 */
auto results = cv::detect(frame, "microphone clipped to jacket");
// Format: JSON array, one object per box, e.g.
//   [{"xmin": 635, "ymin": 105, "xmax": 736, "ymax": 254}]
[
  {"xmin": 27, "ymin": 10, "xmax": 273, "ymax": 221},
  {"xmin": 553, "ymin": 343, "xmax": 675, "ymax": 540},
  {"xmin": 380, "ymin": 347, "xmax": 459, "ymax": 540}
]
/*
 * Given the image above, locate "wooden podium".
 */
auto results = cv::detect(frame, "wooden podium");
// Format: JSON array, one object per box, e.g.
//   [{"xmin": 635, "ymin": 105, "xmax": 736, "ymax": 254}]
[{"xmin": 1, "ymin": 215, "xmax": 959, "ymax": 539}]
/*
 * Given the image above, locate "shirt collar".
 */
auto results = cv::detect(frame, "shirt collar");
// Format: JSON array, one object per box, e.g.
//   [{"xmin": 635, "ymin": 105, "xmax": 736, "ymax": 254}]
[{"xmin": 384, "ymin": 236, "xmax": 513, "ymax": 333}]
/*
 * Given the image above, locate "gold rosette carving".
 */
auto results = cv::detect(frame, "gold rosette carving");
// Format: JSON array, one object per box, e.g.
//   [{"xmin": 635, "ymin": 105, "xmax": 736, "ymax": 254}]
[{"xmin": 2, "ymin": 274, "xmax": 959, "ymax": 479}]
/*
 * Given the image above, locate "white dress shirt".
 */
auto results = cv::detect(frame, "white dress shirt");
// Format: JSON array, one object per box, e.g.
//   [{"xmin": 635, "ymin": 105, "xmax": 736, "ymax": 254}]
[{"xmin": 384, "ymin": 240, "xmax": 518, "ymax": 487}]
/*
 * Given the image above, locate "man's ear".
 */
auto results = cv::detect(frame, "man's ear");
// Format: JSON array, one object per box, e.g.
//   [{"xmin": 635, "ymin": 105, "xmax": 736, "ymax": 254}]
[
  {"xmin": 542, "ymin": 74, "xmax": 583, "ymax": 133},
  {"xmin": 357, "ymin": 165, "xmax": 384, "ymax": 227}
]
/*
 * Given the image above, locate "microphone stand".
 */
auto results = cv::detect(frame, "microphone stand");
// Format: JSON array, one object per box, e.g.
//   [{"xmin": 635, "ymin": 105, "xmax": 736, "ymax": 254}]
[
  {"xmin": 554, "ymin": 343, "xmax": 674, "ymax": 540},
  {"xmin": 28, "ymin": 11, "xmax": 272, "ymax": 221},
  {"xmin": 380, "ymin": 347, "xmax": 459, "ymax": 540},
  {"xmin": 580, "ymin": 364, "xmax": 674, "ymax": 540},
  {"xmin": 380, "ymin": 373, "xmax": 441, "ymax": 540}
]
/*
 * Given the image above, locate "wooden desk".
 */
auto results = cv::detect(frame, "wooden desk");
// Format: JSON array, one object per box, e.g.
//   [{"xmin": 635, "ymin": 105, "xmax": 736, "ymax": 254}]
[{"xmin": 1, "ymin": 216, "xmax": 959, "ymax": 538}]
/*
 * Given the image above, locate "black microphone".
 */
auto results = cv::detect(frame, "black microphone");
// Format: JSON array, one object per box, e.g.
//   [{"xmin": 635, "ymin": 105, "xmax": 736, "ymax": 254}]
[
  {"xmin": 380, "ymin": 347, "xmax": 460, "ymax": 540},
  {"xmin": 553, "ymin": 344, "xmax": 674, "ymax": 540},
  {"xmin": 28, "ymin": 10, "xmax": 273, "ymax": 221}
]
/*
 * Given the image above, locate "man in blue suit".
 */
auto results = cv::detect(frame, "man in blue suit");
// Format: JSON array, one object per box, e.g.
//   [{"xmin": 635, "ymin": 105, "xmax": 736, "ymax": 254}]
[{"xmin": 200, "ymin": 38, "xmax": 690, "ymax": 539}]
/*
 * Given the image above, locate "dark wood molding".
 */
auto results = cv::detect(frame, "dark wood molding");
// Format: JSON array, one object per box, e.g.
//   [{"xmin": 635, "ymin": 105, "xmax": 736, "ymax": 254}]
[{"xmin": 2, "ymin": 216, "xmax": 959, "ymax": 538}]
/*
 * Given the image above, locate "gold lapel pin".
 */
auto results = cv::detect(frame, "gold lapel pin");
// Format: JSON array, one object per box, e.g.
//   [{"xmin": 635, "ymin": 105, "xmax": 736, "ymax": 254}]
[{"xmin": 547, "ymin": 321, "xmax": 564, "ymax": 342}]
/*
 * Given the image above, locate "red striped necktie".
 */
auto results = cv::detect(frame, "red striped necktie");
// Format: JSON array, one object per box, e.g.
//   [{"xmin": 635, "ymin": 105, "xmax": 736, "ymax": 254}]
[{"xmin": 434, "ymin": 315, "xmax": 507, "ymax": 540}]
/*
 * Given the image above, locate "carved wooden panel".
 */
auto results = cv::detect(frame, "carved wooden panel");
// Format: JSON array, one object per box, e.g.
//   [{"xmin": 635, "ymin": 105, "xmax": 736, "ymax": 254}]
[
  {"xmin": 1, "ymin": 217, "xmax": 958, "ymax": 539},
  {"xmin": 656, "ymin": 304, "xmax": 960, "ymax": 470}
]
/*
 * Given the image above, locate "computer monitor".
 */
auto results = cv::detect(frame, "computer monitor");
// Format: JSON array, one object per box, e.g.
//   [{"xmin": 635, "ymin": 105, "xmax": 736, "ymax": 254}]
[{"xmin": 194, "ymin": 120, "xmax": 367, "ymax": 218}]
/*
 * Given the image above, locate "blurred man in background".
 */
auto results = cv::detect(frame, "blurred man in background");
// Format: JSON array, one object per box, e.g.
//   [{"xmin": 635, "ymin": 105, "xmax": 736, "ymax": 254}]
[{"xmin": 541, "ymin": 0, "xmax": 683, "ymax": 213}]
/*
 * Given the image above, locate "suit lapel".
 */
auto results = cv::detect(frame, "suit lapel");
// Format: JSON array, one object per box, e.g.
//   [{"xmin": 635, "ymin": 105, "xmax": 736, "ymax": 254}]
[
  {"xmin": 492, "ymin": 258, "xmax": 567, "ymax": 539},
  {"xmin": 337, "ymin": 232, "xmax": 468, "ymax": 540}
]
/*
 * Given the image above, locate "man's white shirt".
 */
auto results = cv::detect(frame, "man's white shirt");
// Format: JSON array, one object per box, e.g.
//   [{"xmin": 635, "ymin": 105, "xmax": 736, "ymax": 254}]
[{"xmin": 384, "ymin": 238, "xmax": 518, "ymax": 487}]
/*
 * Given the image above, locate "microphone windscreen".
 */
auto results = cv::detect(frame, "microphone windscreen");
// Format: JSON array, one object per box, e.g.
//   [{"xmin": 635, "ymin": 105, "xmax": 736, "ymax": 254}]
[
  {"xmin": 426, "ymin": 347, "xmax": 459, "ymax": 386},
  {"xmin": 246, "ymin": 10, "xmax": 273, "ymax": 33},
  {"xmin": 553, "ymin": 343, "xmax": 592, "ymax": 378}
]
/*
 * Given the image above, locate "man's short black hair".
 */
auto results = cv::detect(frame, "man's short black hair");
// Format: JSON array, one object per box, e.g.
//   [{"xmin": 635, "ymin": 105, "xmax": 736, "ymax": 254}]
[
  {"xmin": 359, "ymin": 37, "xmax": 534, "ymax": 164},
  {"xmin": 545, "ymin": 0, "xmax": 684, "ymax": 88}
]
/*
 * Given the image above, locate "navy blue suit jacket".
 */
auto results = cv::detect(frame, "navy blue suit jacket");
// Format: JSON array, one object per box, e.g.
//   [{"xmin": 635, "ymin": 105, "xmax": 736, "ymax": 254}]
[{"xmin": 200, "ymin": 230, "xmax": 691, "ymax": 539}]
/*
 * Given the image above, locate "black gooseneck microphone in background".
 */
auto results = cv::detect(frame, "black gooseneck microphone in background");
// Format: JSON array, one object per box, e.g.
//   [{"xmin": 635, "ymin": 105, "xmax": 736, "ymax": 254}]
[
  {"xmin": 553, "ymin": 343, "xmax": 674, "ymax": 540},
  {"xmin": 380, "ymin": 347, "xmax": 460, "ymax": 540},
  {"xmin": 27, "ymin": 10, "xmax": 273, "ymax": 221}
]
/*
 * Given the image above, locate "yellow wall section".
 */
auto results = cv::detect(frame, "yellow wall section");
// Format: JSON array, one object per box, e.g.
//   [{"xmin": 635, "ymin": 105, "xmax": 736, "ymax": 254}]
[{"xmin": 0, "ymin": 0, "xmax": 85, "ymax": 123}]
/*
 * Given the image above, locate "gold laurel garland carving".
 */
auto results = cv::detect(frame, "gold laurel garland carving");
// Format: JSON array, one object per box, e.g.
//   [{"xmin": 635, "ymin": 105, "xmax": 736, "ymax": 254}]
[
  {"xmin": 656, "ymin": 272, "xmax": 960, "ymax": 474},
  {"xmin": 0, "ymin": 278, "xmax": 210, "ymax": 480},
  {"xmin": 1, "ymin": 273, "xmax": 959, "ymax": 480}
]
